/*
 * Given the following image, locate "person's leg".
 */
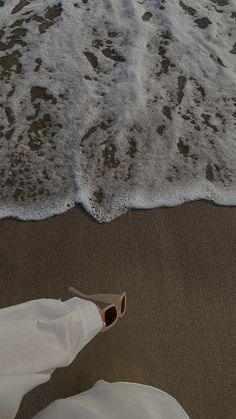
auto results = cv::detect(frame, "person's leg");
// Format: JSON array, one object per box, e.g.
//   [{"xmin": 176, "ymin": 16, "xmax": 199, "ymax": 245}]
[
  {"xmin": 33, "ymin": 381, "xmax": 190, "ymax": 419},
  {"xmin": 0, "ymin": 297, "xmax": 103, "ymax": 419}
]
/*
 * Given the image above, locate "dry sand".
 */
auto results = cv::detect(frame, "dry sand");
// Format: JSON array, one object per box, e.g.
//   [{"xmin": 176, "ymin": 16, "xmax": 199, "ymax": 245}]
[{"xmin": 0, "ymin": 201, "xmax": 235, "ymax": 419}]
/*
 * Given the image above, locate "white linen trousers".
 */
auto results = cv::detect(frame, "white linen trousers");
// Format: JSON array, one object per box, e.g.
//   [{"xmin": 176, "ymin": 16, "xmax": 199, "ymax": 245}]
[{"xmin": 0, "ymin": 297, "xmax": 190, "ymax": 419}]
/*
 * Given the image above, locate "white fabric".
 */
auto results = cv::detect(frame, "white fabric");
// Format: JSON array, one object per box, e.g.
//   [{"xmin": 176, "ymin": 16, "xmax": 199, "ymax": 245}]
[
  {"xmin": 0, "ymin": 297, "xmax": 103, "ymax": 419},
  {"xmin": 0, "ymin": 298, "xmax": 189, "ymax": 419},
  {"xmin": 34, "ymin": 380, "xmax": 190, "ymax": 419}
]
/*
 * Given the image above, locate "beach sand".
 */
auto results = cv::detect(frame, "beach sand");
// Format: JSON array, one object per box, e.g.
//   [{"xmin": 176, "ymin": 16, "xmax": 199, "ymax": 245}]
[{"xmin": 0, "ymin": 201, "xmax": 235, "ymax": 419}]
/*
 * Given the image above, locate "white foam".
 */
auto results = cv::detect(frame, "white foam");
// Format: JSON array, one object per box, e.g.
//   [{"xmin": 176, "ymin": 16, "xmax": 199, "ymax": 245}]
[{"xmin": 0, "ymin": 0, "xmax": 236, "ymax": 221}]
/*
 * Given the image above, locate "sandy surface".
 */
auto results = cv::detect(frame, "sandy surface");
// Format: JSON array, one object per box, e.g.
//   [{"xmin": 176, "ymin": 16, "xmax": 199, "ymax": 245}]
[{"xmin": 0, "ymin": 201, "xmax": 235, "ymax": 419}]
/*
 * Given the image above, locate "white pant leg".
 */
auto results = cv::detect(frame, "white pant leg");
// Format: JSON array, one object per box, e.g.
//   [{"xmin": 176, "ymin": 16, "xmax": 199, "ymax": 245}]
[
  {"xmin": 33, "ymin": 381, "xmax": 190, "ymax": 419},
  {"xmin": 0, "ymin": 297, "xmax": 103, "ymax": 419}
]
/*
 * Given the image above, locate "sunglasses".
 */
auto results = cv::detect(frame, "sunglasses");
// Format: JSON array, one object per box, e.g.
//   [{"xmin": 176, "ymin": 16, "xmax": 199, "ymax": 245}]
[{"xmin": 69, "ymin": 287, "xmax": 127, "ymax": 332}]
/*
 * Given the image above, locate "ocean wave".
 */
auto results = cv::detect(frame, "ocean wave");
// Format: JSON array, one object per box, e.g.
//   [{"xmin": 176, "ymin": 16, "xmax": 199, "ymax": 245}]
[{"xmin": 0, "ymin": 0, "xmax": 236, "ymax": 221}]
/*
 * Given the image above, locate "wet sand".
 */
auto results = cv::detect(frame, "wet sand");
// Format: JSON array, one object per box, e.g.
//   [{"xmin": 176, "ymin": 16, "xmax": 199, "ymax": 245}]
[{"xmin": 0, "ymin": 201, "xmax": 235, "ymax": 419}]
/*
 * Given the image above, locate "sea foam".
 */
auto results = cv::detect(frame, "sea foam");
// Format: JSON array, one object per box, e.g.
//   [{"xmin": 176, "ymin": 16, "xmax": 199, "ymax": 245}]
[{"xmin": 0, "ymin": 0, "xmax": 236, "ymax": 221}]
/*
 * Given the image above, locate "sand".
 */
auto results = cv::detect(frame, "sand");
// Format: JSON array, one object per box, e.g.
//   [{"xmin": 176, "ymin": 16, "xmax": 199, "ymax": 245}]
[
  {"xmin": 1, "ymin": 0, "xmax": 236, "ymax": 222},
  {"xmin": 0, "ymin": 201, "xmax": 235, "ymax": 419}
]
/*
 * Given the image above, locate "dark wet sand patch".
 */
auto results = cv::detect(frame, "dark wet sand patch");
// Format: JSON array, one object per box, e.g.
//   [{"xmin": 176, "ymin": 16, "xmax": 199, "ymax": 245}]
[
  {"xmin": 30, "ymin": 86, "xmax": 57, "ymax": 105},
  {"xmin": 34, "ymin": 58, "xmax": 42, "ymax": 72},
  {"xmin": 0, "ymin": 51, "xmax": 22, "ymax": 79},
  {"xmin": 80, "ymin": 120, "xmax": 112, "ymax": 145},
  {"xmin": 179, "ymin": 0, "xmax": 196, "ymax": 16},
  {"xmin": 93, "ymin": 188, "xmax": 104, "ymax": 204},
  {"xmin": 84, "ymin": 51, "xmax": 99, "ymax": 69},
  {"xmin": 216, "ymin": 56, "xmax": 226, "ymax": 67},
  {"xmin": 177, "ymin": 76, "xmax": 186, "ymax": 104},
  {"xmin": 142, "ymin": 12, "xmax": 152, "ymax": 21},
  {"xmin": 230, "ymin": 43, "xmax": 236, "ymax": 54},
  {"xmin": 127, "ymin": 138, "xmax": 137, "ymax": 158},
  {"xmin": 194, "ymin": 17, "xmax": 212, "ymax": 29},
  {"xmin": 11, "ymin": 0, "xmax": 30, "ymax": 15},
  {"xmin": 103, "ymin": 143, "xmax": 120, "ymax": 169},
  {"xmin": 177, "ymin": 139, "xmax": 189, "ymax": 157},
  {"xmin": 189, "ymin": 77, "xmax": 206, "ymax": 98},
  {"xmin": 108, "ymin": 31, "xmax": 118, "ymax": 37},
  {"xmin": 162, "ymin": 105, "xmax": 172, "ymax": 121},
  {"xmin": 157, "ymin": 125, "xmax": 165, "ymax": 135},
  {"xmin": 206, "ymin": 163, "xmax": 214, "ymax": 181},
  {"xmin": 101, "ymin": 47, "xmax": 125, "ymax": 62},
  {"xmin": 0, "ymin": 27, "xmax": 27, "ymax": 51},
  {"xmin": 201, "ymin": 113, "xmax": 218, "ymax": 133},
  {"xmin": 5, "ymin": 107, "xmax": 15, "ymax": 124},
  {"xmin": 30, "ymin": 3, "xmax": 63, "ymax": 34}
]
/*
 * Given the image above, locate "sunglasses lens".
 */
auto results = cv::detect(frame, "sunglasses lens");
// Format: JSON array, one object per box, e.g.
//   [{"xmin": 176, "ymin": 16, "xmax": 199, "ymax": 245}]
[
  {"xmin": 105, "ymin": 306, "xmax": 117, "ymax": 326},
  {"xmin": 121, "ymin": 296, "xmax": 126, "ymax": 313}
]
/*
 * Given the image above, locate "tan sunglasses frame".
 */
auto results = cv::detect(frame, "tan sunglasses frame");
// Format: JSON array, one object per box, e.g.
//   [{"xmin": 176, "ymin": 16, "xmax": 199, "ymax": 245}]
[{"xmin": 69, "ymin": 287, "xmax": 126, "ymax": 318}]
